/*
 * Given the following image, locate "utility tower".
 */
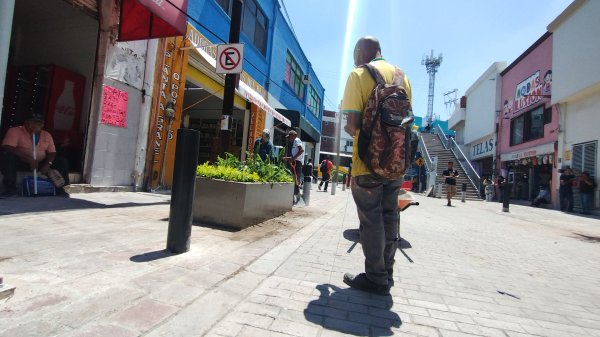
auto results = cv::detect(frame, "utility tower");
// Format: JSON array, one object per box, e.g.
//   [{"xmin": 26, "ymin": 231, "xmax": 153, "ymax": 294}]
[{"xmin": 422, "ymin": 50, "xmax": 443, "ymax": 125}]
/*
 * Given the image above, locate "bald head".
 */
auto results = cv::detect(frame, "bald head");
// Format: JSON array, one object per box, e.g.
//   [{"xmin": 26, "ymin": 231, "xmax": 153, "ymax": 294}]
[{"xmin": 354, "ymin": 36, "xmax": 382, "ymax": 66}]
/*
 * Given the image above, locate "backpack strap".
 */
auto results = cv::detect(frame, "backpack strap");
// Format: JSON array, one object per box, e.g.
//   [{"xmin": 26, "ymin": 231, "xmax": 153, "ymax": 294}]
[
  {"xmin": 392, "ymin": 67, "xmax": 405, "ymax": 87},
  {"xmin": 363, "ymin": 63, "xmax": 386, "ymax": 86}
]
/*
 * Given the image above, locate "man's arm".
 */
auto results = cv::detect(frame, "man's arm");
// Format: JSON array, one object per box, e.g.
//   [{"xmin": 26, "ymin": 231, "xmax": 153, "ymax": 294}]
[
  {"xmin": 1, "ymin": 144, "xmax": 37, "ymax": 168},
  {"xmin": 345, "ymin": 113, "xmax": 361, "ymax": 136},
  {"xmin": 39, "ymin": 152, "xmax": 56, "ymax": 173}
]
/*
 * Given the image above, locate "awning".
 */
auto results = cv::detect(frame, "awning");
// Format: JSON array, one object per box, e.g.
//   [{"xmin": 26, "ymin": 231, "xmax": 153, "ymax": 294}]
[
  {"xmin": 118, "ymin": 0, "xmax": 188, "ymax": 41},
  {"xmin": 500, "ymin": 142, "xmax": 555, "ymax": 161},
  {"xmin": 277, "ymin": 109, "xmax": 321, "ymax": 143},
  {"xmin": 238, "ymin": 82, "xmax": 291, "ymax": 127}
]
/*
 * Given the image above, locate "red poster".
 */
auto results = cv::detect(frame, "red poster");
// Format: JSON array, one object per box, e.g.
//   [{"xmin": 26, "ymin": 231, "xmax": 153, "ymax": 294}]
[{"xmin": 101, "ymin": 85, "xmax": 128, "ymax": 128}]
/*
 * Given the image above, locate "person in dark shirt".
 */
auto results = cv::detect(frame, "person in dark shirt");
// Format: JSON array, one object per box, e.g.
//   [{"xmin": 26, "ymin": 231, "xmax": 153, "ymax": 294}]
[
  {"xmin": 559, "ymin": 167, "xmax": 576, "ymax": 212},
  {"xmin": 442, "ymin": 161, "xmax": 459, "ymax": 206},
  {"xmin": 253, "ymin": 129, "xmax": 273, "ymax": 163},
  {"xmin": 578, "ymin": 172, "xmax": 596, "ymax": 215}
]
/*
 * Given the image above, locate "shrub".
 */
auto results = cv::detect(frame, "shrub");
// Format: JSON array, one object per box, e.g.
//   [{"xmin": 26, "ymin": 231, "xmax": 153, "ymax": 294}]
[{"xmin": 196, "ymin": 153, "xmax": 293, "ymax": 183}]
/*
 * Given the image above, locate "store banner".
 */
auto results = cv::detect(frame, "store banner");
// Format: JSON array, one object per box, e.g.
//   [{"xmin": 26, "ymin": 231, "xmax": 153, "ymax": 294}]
[
  {"xmin": 247, "ymin": 104, "xmax": 266, "ymax": 152},
  {"xmin": 105, "ymin": 40, "xmax": 147, "ymax": 90},
  {"xmin": 148, "ymin": 34, "xmax": 190, "ymax": 189}
]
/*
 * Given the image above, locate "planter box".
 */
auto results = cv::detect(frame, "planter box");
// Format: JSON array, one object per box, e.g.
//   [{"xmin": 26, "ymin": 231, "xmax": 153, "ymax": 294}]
[{"xmin": 193, "ymin": 177, "xmax": 294, "ymax": 230}]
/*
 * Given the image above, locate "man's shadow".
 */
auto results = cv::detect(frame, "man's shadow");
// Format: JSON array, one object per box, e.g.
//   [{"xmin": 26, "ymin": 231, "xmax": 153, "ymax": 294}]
[{"xmin": 303, "ymin": 284, "xmax": 401, "ymax": 336}]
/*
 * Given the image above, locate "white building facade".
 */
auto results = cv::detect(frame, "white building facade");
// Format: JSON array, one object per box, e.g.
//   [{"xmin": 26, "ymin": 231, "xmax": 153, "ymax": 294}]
[
  {"xmin": 448, "ymin": 62, "xmax": 506, "ymax": 178},
  {"xmin": 549, "ymin": 0, "xmax": 600, "ymax": 210}
]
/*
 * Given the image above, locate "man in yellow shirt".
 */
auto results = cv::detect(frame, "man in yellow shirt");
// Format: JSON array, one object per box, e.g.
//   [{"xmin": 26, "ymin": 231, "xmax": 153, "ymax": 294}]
[{"xmin": 342, "ymin": 37, "xmax": 412, "ymax": 295}]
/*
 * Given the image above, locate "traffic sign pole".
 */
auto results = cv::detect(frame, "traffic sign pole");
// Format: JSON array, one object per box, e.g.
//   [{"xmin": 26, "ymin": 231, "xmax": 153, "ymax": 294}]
[{"xmin": 220, "ymin": 0, "xmax": 243, "ymax": 156}]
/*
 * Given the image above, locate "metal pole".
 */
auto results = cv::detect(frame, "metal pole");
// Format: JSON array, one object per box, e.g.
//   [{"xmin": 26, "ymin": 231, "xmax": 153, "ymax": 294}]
[
  {"xmin": 219, "ymin": 0, "xmax": 243, "ymax": 156},
  {"xmin": 166, "ymin": 129, "xmax": 200, "ymax": 254},
  {"xmin": 461, "ymin": 183, "xmax": 466, "ymax": 203},
  {"xmin": 332, "ymin": 110, "xmax": 343, "ymax": 195},
  {"xmin": 342, "ymin": 174, "xmax": 346, "ymax": 191},
  {"xmin": 32, "ymin": 133, "xmax": 37, "ymax": 195},
  {"xmin": 0, "ymin": 0, "xmax": 14, "ymax": 129}
]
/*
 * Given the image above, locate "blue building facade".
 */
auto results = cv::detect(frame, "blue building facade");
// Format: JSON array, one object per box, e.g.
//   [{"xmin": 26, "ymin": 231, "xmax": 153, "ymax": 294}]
[{"xmin": 186, "ymin": 0, "xmax": 324, "ymax": 159}]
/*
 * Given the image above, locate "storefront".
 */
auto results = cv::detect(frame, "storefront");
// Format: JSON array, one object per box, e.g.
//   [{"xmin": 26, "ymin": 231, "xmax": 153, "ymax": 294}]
[
  {"xmin": 497, "ymin": 32, "xmax": 560, "ymax": 204},
  {"xmin": 0, "ymin": 0, "xmax": 101, "ymax": 183},
  {"xmin": 500, "ymin": 142, "xmax": 556, "ymax": 201},
  {"xmin": 144, "ymin": 24, "xmax": 290, "ymax": 190}
]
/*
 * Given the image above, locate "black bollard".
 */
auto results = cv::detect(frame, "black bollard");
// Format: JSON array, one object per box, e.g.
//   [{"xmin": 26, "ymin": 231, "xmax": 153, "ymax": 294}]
[
  {"xmin": 166, "ymin": 129, "xmax": 200, "ymax": 254},
  {"xmin": 461, "ymin": 183, "xmax": 467, "ymax": 203},
  {"xmin": 303, "ymin": 176, "xmax": 311, "ymax": 206},
  {"xmin": 502, "ymin": 183, "xmax": 512, "ymax": 213}
]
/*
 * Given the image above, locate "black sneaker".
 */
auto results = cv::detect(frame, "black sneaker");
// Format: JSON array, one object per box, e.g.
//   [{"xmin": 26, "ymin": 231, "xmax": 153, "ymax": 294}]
[{"xmin": 343, "ymin": 273, "xmax": 389, "ymax": 295}]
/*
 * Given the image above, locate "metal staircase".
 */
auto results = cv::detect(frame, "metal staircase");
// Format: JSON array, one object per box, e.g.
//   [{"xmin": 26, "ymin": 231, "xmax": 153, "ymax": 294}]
[{"xmin": 419, "ymin": 129, "xmax": 482, "ymax": 201}]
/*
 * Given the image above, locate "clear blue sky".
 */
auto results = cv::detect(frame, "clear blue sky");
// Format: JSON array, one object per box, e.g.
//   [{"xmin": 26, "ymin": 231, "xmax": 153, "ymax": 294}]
[{"xmin": 283, "ymin": 0, "xmax": 573, "ymax": 120}]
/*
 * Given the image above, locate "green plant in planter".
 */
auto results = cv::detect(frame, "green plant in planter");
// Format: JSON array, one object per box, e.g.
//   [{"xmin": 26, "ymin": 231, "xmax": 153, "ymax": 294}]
[{"xmin": 196, "ymin": 153, "xmax": 293, "ymax": 183}]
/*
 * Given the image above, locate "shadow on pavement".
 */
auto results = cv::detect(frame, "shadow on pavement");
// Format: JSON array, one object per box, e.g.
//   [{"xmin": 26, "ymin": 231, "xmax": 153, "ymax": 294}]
[
  {"xmin": 0, "ymin": 197, "xmax": 169, "ymax": 216},
  {"xmin": 130, "ymin": 249, "xmax": 177, "ymax": 262},
  {"xmin": 304, "ymin": 284, "xmax": 401, "ymax": 336}
]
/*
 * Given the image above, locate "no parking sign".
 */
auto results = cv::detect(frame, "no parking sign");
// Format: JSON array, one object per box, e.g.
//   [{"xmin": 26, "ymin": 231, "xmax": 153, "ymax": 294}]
[{"xmin": 216, "ymin": 43, "xmax": 244, "ymax": 74}]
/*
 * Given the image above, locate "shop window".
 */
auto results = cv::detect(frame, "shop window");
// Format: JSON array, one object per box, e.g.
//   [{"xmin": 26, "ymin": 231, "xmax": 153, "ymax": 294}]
[
  {"xmin": 242, "ymin": 0, "xmax": 267, "ymax": 55},
  {"xmin": 308, "ymin": 85, "xmax": 321, "ymax": 116},
  {"xmin": 572, "ymin": 141, "xmax": 597, "ymax": 178},
  {"xmin": 285, "ymin": 51, "xmax": 305, "ymax": 99},
  {"xmin": 510, "ymin": 106, "xmax": 544, "ymax": 145}
]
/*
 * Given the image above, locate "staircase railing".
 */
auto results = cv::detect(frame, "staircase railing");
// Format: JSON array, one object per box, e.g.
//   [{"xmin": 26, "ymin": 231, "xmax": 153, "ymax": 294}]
[
  {"xmin": 434, "ymin": 124, "xmax": 481, "ymax": 196},
  {"xmin": 418, "ymin": 133, "xmax": 437, "ymax": 193}
]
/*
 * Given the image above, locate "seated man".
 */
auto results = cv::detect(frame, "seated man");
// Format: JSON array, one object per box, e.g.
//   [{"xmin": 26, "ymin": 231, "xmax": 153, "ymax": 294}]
[
  {"xmin": 1, "ymin": 113, "xmax": 69, "ymax": 197},
  {"xmin": 531, "ymin": 185, "xmax": 550, "ymax": 207}
]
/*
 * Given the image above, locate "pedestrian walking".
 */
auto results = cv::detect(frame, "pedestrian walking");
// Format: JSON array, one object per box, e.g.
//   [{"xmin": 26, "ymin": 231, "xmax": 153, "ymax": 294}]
[
  {"xmin": 283, "ymin": 130, "xmax": 303, "ymax": 202},
  {"xmin": 559, "ymin": 167, "xmax": 576, "ymax": 212},
  {"xmin": 318, "ymin": 156, "xmax": 333, "ymax": 192},
  {"xmin": 340, "ymin": 36, "xmax": 413, "ymax": 295},
  {"xmin": 443, "ymin": 161, "xmax": 459, "ymax": 206},
  {"xmin": 578, "ymin": 172, "xmax": 596, "ymax": 215}
]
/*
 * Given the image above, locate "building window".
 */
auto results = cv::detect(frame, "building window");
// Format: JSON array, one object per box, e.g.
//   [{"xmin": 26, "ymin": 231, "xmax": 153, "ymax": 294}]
[
  {"xmin": 510, "ymin": 106, "xmax": 545, "ymax": 145},
  {"xmin": 308, "ymin": 85, "xmax": 321, "ymax": 116},
  {"xmin": 285, "ymin": 51, "xmax": 304, "ymax": 99},
  {"xmin": 216, "ymin": 0, "xmax": 267, "ymax": 55},
  {"xmin": 544, "ymin": 107, "xmax": 552, "ymax": 124},
  {"xmin": 572, "ymin": 141, "xmax": 597, "ymax": 178},
  {"xmin": 242, "ymin": 0, "xmax": 267, "ymax": 55},
  {"xmin": 216, "ymin": 0, "xmax": 232, "ymax": 15}
]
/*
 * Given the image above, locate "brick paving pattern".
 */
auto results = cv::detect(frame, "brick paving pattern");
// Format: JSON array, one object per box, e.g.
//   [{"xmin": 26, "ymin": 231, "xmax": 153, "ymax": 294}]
[{"xmin": 1, "ymin": 189, "xmax": 599, "ymax": 336}]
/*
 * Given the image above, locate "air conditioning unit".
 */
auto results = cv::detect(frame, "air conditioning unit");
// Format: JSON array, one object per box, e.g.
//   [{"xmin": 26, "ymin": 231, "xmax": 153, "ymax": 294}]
[{"xmin": 302, "ymin": 74, "xmax": 310, "ymax": 84}]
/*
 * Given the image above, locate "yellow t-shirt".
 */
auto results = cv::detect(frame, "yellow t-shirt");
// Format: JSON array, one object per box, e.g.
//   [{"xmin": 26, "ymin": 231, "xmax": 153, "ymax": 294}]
[{"xmin": 341, "ymin": 58, "xmax": 412, "ymax": 177}]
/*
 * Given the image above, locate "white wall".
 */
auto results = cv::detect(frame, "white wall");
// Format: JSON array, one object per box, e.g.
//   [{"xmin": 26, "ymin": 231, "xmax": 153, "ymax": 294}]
[
  {"xmin": 559, "ymin": 89, "xmax": 600, "ymax": 208},
  {"xmin": 90, "ymin": 78, "xmax": 142, "ymax": 186},
  {"xmin": 550, "ymin": 0, "xmax": 600, "ymax": 104},
  {"xmin": 463, "ymin": 62, "xmax": 506, "ymax": 145}
]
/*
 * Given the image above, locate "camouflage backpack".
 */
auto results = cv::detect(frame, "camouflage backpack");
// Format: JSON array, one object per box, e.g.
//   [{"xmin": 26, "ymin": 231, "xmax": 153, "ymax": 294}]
[{"xmin": 357, "ymin": 63, "xmax": 414, "ymax": 180}]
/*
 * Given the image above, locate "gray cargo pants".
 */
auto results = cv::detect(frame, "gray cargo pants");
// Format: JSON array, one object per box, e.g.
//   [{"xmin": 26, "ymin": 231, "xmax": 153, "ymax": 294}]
[{"xmin": 351, "ymin": 174, "xmax": 402, "ymax": 286}]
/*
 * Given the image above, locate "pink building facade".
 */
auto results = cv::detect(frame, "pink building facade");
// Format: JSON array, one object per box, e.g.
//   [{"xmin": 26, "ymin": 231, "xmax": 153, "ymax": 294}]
[{"xmin": 497, "ymin": 33, "xmax": 560, "ymax": 205}]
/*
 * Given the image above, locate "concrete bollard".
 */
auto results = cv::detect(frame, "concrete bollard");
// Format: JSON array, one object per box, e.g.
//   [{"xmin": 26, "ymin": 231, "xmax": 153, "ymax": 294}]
[
  {"xmin": 166, "ymin": 129, "xmax": 200, "ymax": 254},
  {"xmin": 342, "ymin": 174, "xmax": 346, "ymax": 191},
  {"xmin": 461, "ymin": 183, "xmax": 467, "ymax": 203},
  {"xmin": 502, "ymin": 183, "xmax": 512, "ymax": 212},
  {"xmin": 303, "ymin": 176, "xmax": 311, "ymax": 206}
]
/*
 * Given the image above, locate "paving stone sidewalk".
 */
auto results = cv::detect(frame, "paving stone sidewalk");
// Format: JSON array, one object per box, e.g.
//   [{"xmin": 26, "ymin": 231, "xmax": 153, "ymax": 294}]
[{"xmin": 1, "ymin": 189, "xmax": 600, "ymax": 336}]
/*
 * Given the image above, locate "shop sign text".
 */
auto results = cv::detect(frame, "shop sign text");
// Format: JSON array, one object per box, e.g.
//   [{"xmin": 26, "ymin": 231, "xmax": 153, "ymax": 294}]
[{"xmin": 471, "ymin": 137, "xmax": 495, "ymax": 160}]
